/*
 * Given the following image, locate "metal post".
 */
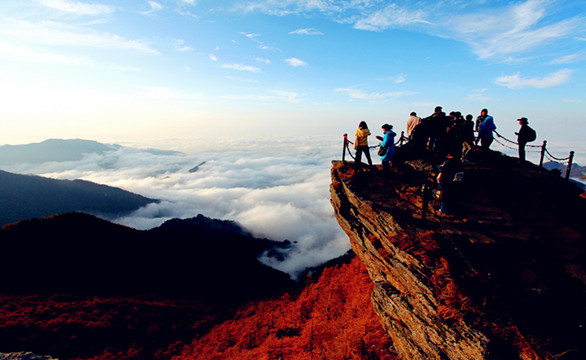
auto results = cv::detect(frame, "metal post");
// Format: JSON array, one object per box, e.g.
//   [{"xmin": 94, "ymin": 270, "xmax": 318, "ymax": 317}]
[
  {"xmin": 342, "ymin": 134, "xmax": 348, "ymax": 163},
  {"xmin": 565, "ymin": 151, "xmax": 575, "ymax": 180},
  {"xmin": 539, "ymin": 140, "xmax": 547, "ymax": 167},
  {"xmin": 400, "ymin": 131, "xmax": 405, "ymax": 146}
]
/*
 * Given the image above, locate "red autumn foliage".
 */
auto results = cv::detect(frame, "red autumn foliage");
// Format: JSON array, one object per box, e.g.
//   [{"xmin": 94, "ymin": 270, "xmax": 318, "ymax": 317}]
[
  {"xmin": 174, "ymin": 255, "xmax": 397, "ymax": 360},
  {"xmin": 0, "ymin": 294, "xmax": 221, "ymax": 360}
]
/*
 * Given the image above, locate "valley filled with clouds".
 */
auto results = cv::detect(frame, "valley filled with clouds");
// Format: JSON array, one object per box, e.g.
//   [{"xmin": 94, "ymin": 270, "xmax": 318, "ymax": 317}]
[{"xmin": 2, "ymin": 137, "xmax": 350, "ymax": 278}]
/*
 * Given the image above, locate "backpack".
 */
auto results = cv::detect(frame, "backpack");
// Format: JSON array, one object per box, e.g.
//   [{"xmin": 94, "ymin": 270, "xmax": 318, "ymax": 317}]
[{"xmin": 526, "ymin": 126, "xmax": 537, "ymax": 142}]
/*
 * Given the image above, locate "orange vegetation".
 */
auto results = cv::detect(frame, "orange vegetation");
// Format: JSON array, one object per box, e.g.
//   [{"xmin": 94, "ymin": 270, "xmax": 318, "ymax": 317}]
[{"xmin": 174, "ymin": 255, "xmax": 397, "ymax": 360}]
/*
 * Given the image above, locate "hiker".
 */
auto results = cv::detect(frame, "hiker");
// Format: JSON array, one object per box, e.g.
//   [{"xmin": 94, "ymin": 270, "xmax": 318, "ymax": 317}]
[
  {"xmin": 354, "ymin": 121, "xmax": 372, "ymax": 170},
  {"xmin": 477, "ymin": 109, "xmax": 496, "ymax": 150},
  {"xmin": 443, "ymin": 113, "xmax": 463, "ymax": 159},
  {"xmin": 474, "ymin": 109, "xmax": 487, "ymax": 145},
  {"xmin": 406, "ymin": 112, "xmax": 421, "ymax": 139},
  {"xmin": 379, "ymin": 124, "xmax": 396, "ymax": 171},
  {"xmin": 461, "ymin": 114, "xmax": 475, "ymax": 160},
  {"xmin": 424, "ymin": 106, "xmax": 449, "ymax": 152},
  {"xmin": 436, "ymin": 152, "xmax": 463, "ymax": 215},
  {"xmin": 515, "ymin": 117, "xmax": 536, "ymax": 163}
]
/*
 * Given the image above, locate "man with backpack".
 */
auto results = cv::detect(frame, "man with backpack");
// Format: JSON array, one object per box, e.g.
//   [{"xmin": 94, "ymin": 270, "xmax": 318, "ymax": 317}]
[{"xmin": 515, "ymin": 117, "xmax": 536, "ymax": 163}]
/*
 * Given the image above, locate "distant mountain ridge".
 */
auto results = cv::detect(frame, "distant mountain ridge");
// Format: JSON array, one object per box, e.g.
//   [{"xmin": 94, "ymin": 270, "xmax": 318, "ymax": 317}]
[
  {"xmin": 0, "ymin": 212, "xmax": 294, "ymax": 301},
  {"xmin": 543, "ymin": 160, "xmax": 585, "ymax": 178},
  {"xmin": 0, "ymin": 170, "xmax": 156, "ymax": 226},
  {"xmin": 0, "ymin": 138, "xmax": 182, "ymax": 166}
]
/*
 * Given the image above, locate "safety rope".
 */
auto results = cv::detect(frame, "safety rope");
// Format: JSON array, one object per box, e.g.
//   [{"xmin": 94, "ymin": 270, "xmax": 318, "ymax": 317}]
[
  {"xmin": 494, "ymin": 130, "xmax": 541, "ymax": 148},
  {"xmin": 545, "ymin": 148, "xmax": 571, "ymax": 162}
]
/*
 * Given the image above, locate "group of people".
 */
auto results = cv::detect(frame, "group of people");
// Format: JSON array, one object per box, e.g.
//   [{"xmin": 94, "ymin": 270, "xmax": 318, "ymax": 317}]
[
  {"xmin": 406, "ymin": 106, "xmax": 499, "ymax": 159},
  {"xmin": 352, "ymin": 106, "xmax": 537, "ymax": 215},
  {"xmin": 354, "ymin": 106, "xmax": 536, "ymax": 168}
]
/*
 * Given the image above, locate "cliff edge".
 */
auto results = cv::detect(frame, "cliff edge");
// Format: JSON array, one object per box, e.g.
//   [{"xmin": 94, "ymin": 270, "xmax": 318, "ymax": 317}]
[{"xmin": 330, "ymin": 153, "xmax": 585, "ymax": 360}]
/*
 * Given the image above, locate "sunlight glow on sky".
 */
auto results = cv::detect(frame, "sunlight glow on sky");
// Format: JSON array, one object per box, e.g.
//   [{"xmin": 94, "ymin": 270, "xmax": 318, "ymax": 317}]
[{"xmin": 0, "ymin": 0, "xmax": 585, "ymax": 147}]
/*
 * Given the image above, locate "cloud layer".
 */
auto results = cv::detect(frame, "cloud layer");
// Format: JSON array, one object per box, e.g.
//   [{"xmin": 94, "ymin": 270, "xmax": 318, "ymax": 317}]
[{"xmin": 3, "ymin": 138, "xmax": 350, "ymax": 278}]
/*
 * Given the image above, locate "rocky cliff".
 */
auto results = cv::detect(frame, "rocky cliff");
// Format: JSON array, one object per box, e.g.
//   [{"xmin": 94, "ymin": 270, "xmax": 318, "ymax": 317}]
[{"xmin": 330, "ymin": 152, "xmax": 586, "ymax": 360}]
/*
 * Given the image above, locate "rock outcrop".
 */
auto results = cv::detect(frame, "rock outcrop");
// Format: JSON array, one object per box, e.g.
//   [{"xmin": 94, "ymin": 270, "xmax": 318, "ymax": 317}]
[
  {"xmin": 0, "ymin": 353, "xmax": 56, "ymax": 360},
  {"xmin": 330, "ymin": 153, "xmax": 586, "ymax": 360}
]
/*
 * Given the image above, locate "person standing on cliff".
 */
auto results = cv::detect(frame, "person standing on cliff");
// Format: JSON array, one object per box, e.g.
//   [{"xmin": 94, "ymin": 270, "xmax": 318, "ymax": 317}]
[
  {"xmin": 436, "ymin": 152, "xmax": 463, "ymax": 215},
  {"xmin": 406, "ymin": 112, "xmax": 421, "ymax": 139},
  {"xmin": 475, "ymin": 109, "xmax": 487, "ymax": 145},
  {"xmin": 477, "ymin": 109, "xmax": 496, "ymax": 150},
  {"xmin": 423, "ymin": 106, "xmax": 448, "ymax": 152},
  {"xmin": 354, "ymin": 121, "xmax": 372, "ymax": 171},
  {"xmin": 379, "ymin": 124, "xmax": 396, "ymax": 171},
  {"xmin": 461, "ymin": 114, "xmax": 475, "ymax": 161},
  {"xmin": 515, "ymin": 117, "xmax": 536, "ymax": 163}
]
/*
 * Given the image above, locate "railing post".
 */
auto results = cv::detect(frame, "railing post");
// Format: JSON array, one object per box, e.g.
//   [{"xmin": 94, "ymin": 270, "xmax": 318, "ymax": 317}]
[
  {"xmin": 539, "ymin": 140, "xmax": 547, "ymax": 167},
  {"xmin": 400, "ymin": 131, "xmax": 405, "ymax": 146},
  {"xmin": 565, "ymin": 151, "xmax": 575, "ymax": 180},
  {"xmin": 342, "ymin": 134, "xmax": 348, "ymax": 163}
]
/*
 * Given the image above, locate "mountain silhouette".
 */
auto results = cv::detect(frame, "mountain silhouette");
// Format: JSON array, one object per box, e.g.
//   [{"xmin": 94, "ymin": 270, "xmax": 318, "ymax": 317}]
[
  {"xmin": 0, "ymin": 138, "xmax": 183, "ymax": 166},
  {"xmin": 0, "ymin": 170, "xmax": 156, "ymax": 226},
  {"xmin": 0, "ymin": 213, "xmax": 294, "ymax": 303}
]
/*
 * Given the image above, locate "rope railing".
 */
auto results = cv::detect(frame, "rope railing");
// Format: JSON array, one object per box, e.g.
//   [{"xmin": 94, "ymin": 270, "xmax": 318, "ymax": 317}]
[
  {"xmin": 492, "ymin": 130, "xmax": 575, "ymax": 179},
  {"xmin": 343, "ymin": 130, "xmax": 576, "ymax": 180}
]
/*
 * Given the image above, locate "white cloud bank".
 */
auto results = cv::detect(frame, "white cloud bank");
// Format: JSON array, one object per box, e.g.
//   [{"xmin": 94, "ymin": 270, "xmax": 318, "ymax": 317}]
[{"xmin": 3, "ymin": 138, "xmax": 350, "ymax": 278}]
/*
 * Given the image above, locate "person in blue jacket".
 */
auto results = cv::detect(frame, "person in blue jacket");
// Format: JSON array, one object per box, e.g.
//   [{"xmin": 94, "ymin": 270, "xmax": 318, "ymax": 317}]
[
  {"xmin": 477, "ymin": 109, "xmax": 496, "ymax": 149},
  {"xmin": 379, "ymin": 124, "xmax": 396, "ymax": 171}
]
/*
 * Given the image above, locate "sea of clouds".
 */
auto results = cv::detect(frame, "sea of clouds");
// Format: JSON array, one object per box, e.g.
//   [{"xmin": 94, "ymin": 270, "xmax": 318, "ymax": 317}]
[
  {"xmin": 3, "ymin": 135, "xmax": 584, "ymax": 278},
  {"xmin": 3, "ymin": 136, "xmax": 352, "ymax": 278}
]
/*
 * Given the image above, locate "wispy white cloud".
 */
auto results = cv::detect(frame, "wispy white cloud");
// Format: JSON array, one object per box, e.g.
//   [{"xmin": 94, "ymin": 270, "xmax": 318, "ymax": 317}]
[
  {"xmin": 377, "ymin": 74, "xmax": 407, "ymax": 83},
  {"xmin": 110, "ymin": 64, "xmax": 143, "ymax": 72},
  {"xmin": 256, "ymin": 57, "xmax": 271, "ymax": 64},
  {"xmin": 140, "ymin": 1, "xmax": 163, "ymax": 15},
  {"xmin": 2, "ymin": 19, "xmax": 159, "ymax": 54},
  {"xmin": 269, "ymin": 89, "xmax": 302, "ymax": 103},
  {"xmin": 549, "ymin": 52, "xmax": 585, "ymax": 65},
  {"xmin": 36, "ymin": 0, "xmax": 115, "ymax": 15},
  {"xmin": 495, "ymin": 69, "xmax": 573, "ymax": 89},
  {"xmin": 137, "ymin": 85, "xmax": 203, "ymax": 100},
  {"xmin": 466, "ymin": 88, "xmax": 492, "ymax": 102},
  {"xmin": 289, "ymin": 28, "xmax": 324, "ymax": 35},
  {"xmin": 238, "ymin": 0, "xmax": 581, "ymax": 62},
  {"xmin": 222, "ymin": 63, "xmax": 262, "ymax": 72},
  {"xmin": 209, "ymin": 54, "xmax": 218, "ymax": 61},
  {"xmin": 450, "ymin": 0, "xmax": 580, "ymax": 60},
  {"xmin": 354, "ymin": 3, "xmax": 430, "ymax": 31},
  {"xmin": 562, "ymin": 98, "xmax": 584, "ymax": 103},
  {"xmin": 285, "ymin": 57, "xmax": 307, "ymax": 67},
  {"xmin": 0, "ymin": 41, "xmax": 94, "ymax": 65},
  {"xmin": 335, "ymin": 87, "xmax": 416, "ymax": 100},
  {"xmin": 172, "ymin": 38, "xmax": 194, "ymax": 52},
  {"xmin": 221, "ymin": 89, "xmax": 301, "ymax": 103}
]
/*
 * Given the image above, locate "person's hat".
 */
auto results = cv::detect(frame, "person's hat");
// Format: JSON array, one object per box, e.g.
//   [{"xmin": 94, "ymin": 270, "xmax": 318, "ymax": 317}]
[
  {"xmin": 435, "ymin": 106, "xmax": 442, "ymax": 112},
  {"xmin": 517, "ymin": 117, "xmax": 528, "ymax": 123}
]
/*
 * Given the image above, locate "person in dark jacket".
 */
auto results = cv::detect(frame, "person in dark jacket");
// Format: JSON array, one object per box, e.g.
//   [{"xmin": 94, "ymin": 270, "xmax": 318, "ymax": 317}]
[
  {"xmin": 515, "ymin": 117, "xmax": 532, "ymax": 163},
  {"xmin": 436, "ymin": 152, "xmax": 463, "ymax": 215},
  {"xmin": 461, "ymin": 114, "xmax": 475, "ymax": 160}
]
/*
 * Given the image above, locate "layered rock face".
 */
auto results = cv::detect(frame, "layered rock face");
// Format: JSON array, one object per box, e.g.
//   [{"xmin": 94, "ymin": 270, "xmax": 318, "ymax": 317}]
[{"xmin": 330, "ymin": 154, "xmax": 585, "ymax": 360}]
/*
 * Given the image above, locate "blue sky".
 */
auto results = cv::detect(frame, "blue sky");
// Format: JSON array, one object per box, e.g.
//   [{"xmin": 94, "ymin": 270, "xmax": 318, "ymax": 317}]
[{"xmin": 0, "ymin": 0, "xmax": 585, "ymax": 147}]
